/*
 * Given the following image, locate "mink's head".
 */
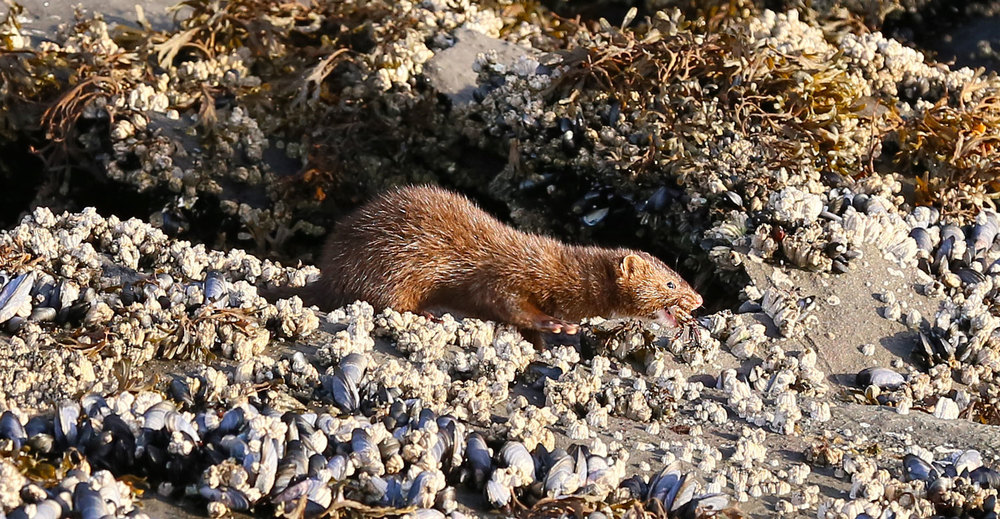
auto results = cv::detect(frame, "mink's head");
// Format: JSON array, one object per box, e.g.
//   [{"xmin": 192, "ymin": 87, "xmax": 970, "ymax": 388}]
[{"xmin": 613, "ymin": 251, "xmax": 702, "ymax": 326}]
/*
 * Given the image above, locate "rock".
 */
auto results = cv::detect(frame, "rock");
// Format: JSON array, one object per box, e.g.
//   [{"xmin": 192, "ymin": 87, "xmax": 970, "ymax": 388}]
[{"xmin": 424, "ymin": 28, "xmax": 540, "ymax": 107}]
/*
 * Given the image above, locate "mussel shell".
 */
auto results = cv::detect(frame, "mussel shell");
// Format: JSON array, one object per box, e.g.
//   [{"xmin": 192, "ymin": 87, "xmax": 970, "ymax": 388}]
[
  {"xmin": 926, "ymin": 476, "xmax": 951, "ymax": 498},
  {"xmin": 54, "ymin": 401, "xmax": 80, "ymax": 447},
  {"xmin": 306, "ymin": 453, "xmax": 327, "ymax": 477},
  {"xmin": 378, "ymin": 436, "xmax": 401, "ymax": 459},
  {"xmin": 31, "ymin": 499, "xmax": 62, "ymax": 519},
  {"xmin": 436, "ymin": 416, "xmax": 464, "ymax": 457},
  {"xmin": 604, "ymin": 99, "xmax": 621, "ymax": 126},
  {"xmin": 91, "ymin": 414, "xmax": 137, "ymax": 472},
  {"xmin": 916, "ymin": 330, "xmax": 956, "ymax": 366},
  {"xmin": 24, "ymin": 416, "xmax": 50, "ymax": 438},
  {"xmin": 383, "ymin": 477, "xmax": 405, "ymax": 507},
  {"xmin": 203, "ymin": 270, "xmax": 227, "ymax": 306},
  {"xmin": 271, "ymin": 477, "xmax": 315, "ymax": 504},
  {"xmin": 582, "ymin": 207, "xmax": 609, "ymax": 227},
  {"xmin": 217, "ymin": 407, "xmax": 246, "ymax": 435},
  {"xmin": 386, "ymin": 400, "xmax": 408, "ymax": 429},
  {"xmin": 818, "ymin": 210, "xmax": 842, "ymax": 223},
  {"xmin": 300, "ymin": 428, "xmax": 328, "ymax": 456},
  {"xmin": 272, "ymin": 445, "xmax": 309, "ymax": 496},
  {"xmin": 827, "ymin": 193, "xmax": 852, "ymax": 215},
  {"xmin": 56, "ymin": 301, "xmax": 91, "ymax": 325},
  {"xmin": 325, "ymin": 368, "xmax": 360, "ymax": 413},
  {"xmin": 350, "ymin": 428, "xmax": 380, "ymax": 470},
  {"xmin": 73, "ymin": 482, "xmax": 108, "ymax": 519},
  {"xmin": 165, "ymin": 411, "xmax": 200, "ymax": 442},
  {"xmin": 618, "ymin": 474, "xmax": 648, "ymax": 500},
  {"xmin": 643, "ymin": 186, "xmax": 672, "ymax": 213},
  {"xmin": 54, "ymin": 279, "xmax": 80, "ymax": 310},
  {"xmin": 0, "ymin": 272, "xmax": 35, "ymax": 323},
  {"xmin": 569, "ymin": 445, "xmax": 589, "ymax": 483},
  {"xmin": 142, "ymin": 401, "xmax": 177, "ymax": 431},
  {"xmin": 28, "ymin": 433, "xmax": 55, "ymax": 454},
  {"xmin": 0, "ymin": 411, "xmax": 26, "ymax": 451},
  {"xmin": 935, "ymin": 236, "xmax": 955, "ymax": 268},
  {"xmin": 902, "ymin": 454, "xmax": 938, "ymax": 482},
  {"xmin": 666, "ymin": 473, "xmax": 696, "ymax": 512},
  {"xmin": 80, "ymin": 394, "xmax": 110, "ymax": 418},
  {"xmin": 315, "ymin": 413, "xmax": 336, "ymax": 435},
  {"xmin": 407, "ymin": 471, "xmax": 437, "ymax": 507},
  {"xmin": 120, "ymin": 282, "xmax": 145, "ymax": 305},
  {"xmin": 852, "ymin": 193, "xmax": 870, "ymax": 212},
  {"xmin": 586, "ymin": 455, "xmax": 610, "ymax": 485},
  {"xmin": 718, "ymin": 191, "xmax": 743, "ymax": 209},
  {"xmin": 327, "ymin": 454, "xmax": 349, "ymax": 481},
  {"xmin": 543, "ymin": 453, "xmax": 576, "ymax": 496},
  {"xmin": 909, "ymin": 227, "xmax": 933, "ymax": 252},
  {"xmin": 415, "ymin": 408, "xmax": 437, "ymax": 430},
  {"xmin": 339, "ymin": 353, "xmax": 368, "ymax": 387},
  {"xmin": 255, "ymin": 437, "xmax": 279, "ymax": 495},
  {"xmin": 970, "ymin": 466, "xmax": 1000, "ymax": 489},
  {"xmin": 199, "ymin": 486, "xmax": 250, "ymax": 511},
  {"xmin": 464, "ymin": 432, "xmax": 491, "ymax": 487},
  {"xmin": 956, "ymin": 268, "xmax": 987, "ymax": 285},
  {"xmin": 29, "ymin": 307, "xmax": 56, "ymax": 322},
  {"xmin": 856, "ymin": 367, "xmax": 904, "ymax": 390},
  {"xmin": 499, "ymin": 442, "xmax": 535, "ymax": 481},
  {"xmin": 676, "ymin": 492, "xmax": 729, "ymax": 519},
  {"xmin": 941, "ymin": 224, "xmax": 965, "ymax": 245},
  {"xmin": 218, "ymin": 435, "xmax": 250, "ymax": 459},
  {"xmin": 824, "ymin": 241, "xmax": 846, "ymax": 258},
  {"xmin": 169, "ymin": 378, "xmax": 196, "ymax": 408},
  {"xmin": 984, "ymin": 494, "xmax": 997, "ymax": 513},
  {"xmin": 647, "ymin": 461, "xmax": 681, "ymax": 504},
  {"xmin": 972, "ymin": 211, "xmax": 1000, "ymax": 252}
]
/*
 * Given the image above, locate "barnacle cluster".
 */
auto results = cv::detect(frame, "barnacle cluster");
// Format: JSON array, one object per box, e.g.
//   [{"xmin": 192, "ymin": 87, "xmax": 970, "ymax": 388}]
[
  {"xmin": 4, "ymin": 0, "xmax": 1000, "ymax": 518},
  {"xmin": 0, "ymin": 207, "xmax": 318, "ymax": 408}
]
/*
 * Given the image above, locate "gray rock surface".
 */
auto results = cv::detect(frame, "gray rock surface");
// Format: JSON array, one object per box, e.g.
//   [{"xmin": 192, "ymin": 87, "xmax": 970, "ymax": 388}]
[
  {"xmin": 424, "ymin": 27, "xmax": 539, "ymax": 107},
  {"xmin": 11, "ymin": 0, "xmax": 179, "ymax": 40},
  {"xmin": 745, "ymin": 246, "xmax": 939, "ymax": 386}
]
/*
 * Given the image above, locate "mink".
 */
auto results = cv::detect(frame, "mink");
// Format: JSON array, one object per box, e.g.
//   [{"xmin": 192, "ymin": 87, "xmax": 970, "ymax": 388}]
[{"xmin": 268, "ymin": 185, "xmax": 702, "ymax": 334}]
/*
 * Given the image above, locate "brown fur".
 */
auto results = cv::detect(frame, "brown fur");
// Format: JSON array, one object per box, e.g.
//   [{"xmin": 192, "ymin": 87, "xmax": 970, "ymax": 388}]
[{"xmin": 273, "ymin": 185, "xmax": 702, "ymax": 332}]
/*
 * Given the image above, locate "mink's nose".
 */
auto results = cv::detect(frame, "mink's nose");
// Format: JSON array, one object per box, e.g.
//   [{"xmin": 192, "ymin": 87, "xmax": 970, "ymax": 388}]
[{"xmin": 692, "ymin": 293, "xmax": 704, "ymax": 309}]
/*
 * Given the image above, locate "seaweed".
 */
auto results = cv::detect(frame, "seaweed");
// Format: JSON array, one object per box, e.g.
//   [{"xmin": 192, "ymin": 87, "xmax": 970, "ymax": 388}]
[{"xmin": 895, "ymin": 81, "xmax": 1000, "ymax": 215}]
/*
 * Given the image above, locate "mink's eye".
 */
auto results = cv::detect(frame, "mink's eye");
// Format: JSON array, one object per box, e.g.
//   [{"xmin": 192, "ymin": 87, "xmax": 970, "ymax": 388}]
[{"xmin": 667, "ymin": 282, "xmax": 676, "ymax": 289}]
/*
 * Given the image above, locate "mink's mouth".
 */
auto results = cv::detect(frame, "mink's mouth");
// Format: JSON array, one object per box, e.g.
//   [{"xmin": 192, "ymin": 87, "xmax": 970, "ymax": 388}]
[{"xmin": 654, "ymin": 308, "xmax": 678, "ymax": 327}]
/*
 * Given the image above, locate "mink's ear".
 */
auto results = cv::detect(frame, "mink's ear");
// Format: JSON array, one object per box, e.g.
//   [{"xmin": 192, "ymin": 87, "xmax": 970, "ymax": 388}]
[{"xmin": 619, "ymin": 253, "xmax": 648, "ymax": 278}]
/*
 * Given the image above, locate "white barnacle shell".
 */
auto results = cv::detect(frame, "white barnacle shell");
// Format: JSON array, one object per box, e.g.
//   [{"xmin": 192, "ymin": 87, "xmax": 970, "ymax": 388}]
[{"xmin": 768, "ymin": 187, "xmax": 823, "ymax": 225}]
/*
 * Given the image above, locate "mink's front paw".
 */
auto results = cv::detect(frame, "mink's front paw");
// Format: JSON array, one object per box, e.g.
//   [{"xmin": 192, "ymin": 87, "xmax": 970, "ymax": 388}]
[{"xmin": 536, "ymin": 319, "xmax": 579, "ymax": 335}]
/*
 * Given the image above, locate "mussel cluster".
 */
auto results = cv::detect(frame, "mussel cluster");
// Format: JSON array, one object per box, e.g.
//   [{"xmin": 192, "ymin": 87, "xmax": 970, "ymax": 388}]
[
  {"xmin": 909, "ymin": 210, "xmax": 1000, "ymax": 286},
  {"xmin": 0, "ymin": 207, "xmax": 320, "ymax": 408},
  {"xmin": 904, "ymin": 208, "xmax": 1000, "ymax": 368},
  {"xmin": 0, "ymin": 269, "xmax": 230, "ymax": 333},
  {"xmin": 902, "ymin": 450, "xmax": 1000, "ymax": 518},
  {"xmin": 0, "ymin": 378, "xmax": 732, "ymax": 519}
]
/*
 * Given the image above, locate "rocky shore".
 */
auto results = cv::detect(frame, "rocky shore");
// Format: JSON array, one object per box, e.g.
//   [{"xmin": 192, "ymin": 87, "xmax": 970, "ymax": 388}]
[{"xmin": 2, "ymin": 1, "xmax": 1000, "ymax": 518}]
